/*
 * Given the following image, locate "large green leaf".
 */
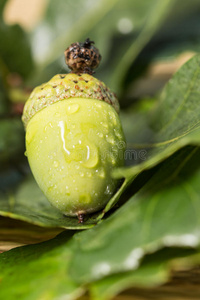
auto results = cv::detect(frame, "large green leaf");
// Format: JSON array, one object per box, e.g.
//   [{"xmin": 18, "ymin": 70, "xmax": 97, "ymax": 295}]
[
  {"xmin": 114, "ymin": 53, "xmax": 200, "ymax": 178},
  {"xmin": 0, "ymin": 231, "xmax": 85, "ymax": 300},
  {"xmin": 0, "ymin": 76, "xmax": 9, "ymax": 116},
  {"xmin": 0, "ymin": 0, "xmax": 33, "ymax": 81},
  {"xmin": 90, "ymin": 247, "xmax": 200, "ymax": 300},
  {"xmin": 1, "ymin": 221, "xmax": 200, "ymax": 300},
  {"xmin": 69, "ymin": 146, "xmax": 200, "ymax": 283},
  {"xmin": 1, "ymin": 226, "xmax": 200, "ymax": 300},
  {"xmin": 0, "ymin": 0, "xmax": 7, "ymax": 19},
  {"xmin": 0, "ymin": 0, "xmax": 33, "ymax": 121},
  {"xmin": 0, "ymin": 24, "xmax": 33, "ymax": 79},
  {"xmin": 2, "ymin": 149, "xmax": 200, "ymax": 299},
  {"xmin": 90, "ymin": 259, "xmax": 169, "ymax": 300}
]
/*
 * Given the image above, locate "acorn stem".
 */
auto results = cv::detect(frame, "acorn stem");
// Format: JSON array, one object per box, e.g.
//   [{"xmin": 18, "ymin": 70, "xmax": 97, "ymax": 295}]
[
  {"xmin": 78, "ymin": 213, "xmax": 84, "ymax": 223},
  {"xmin": 83, "ymin": 38, "xmax": 95, "ymax": 48}
]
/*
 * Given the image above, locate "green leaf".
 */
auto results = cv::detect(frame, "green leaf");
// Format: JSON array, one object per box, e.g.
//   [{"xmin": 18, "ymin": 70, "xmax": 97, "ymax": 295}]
[
  {"xmin": 3, "ymin": 146, "xmax": 200, "ymax": 299},
  {"xmin": 0, "ymin": 0, "xmax": 7, "ymax": 20},
  {"xmin": 69, "ymin": 146, "xmax": 200, "ymax": 283},
  {"xmin": 0, "ymin": 231, "xmax": 85, "ymax": 300},
  {"xmin": 114, "ymin": 53, "xmax": 200, "ymax": 178},
  {"xmin": 0, "ymin": 76, "xmax": 9, "ymax": 116},
  {"xmin": 0, "ymin": 1, "xmax": 33, "ymax": 79},
  {"xmin": 90, "ymin": 261, "xmax": 169, "ymax": 300},
  {"xmin": 0, "ymin": 23, "xmax": 34, "ymax": 78},
  {"xmin": 1, "ymin": 222, "xmax": 200, "ymax": 300},
  {"xmin": 90, "ymin": 247, "xmax": 200, "ymax": 300}
]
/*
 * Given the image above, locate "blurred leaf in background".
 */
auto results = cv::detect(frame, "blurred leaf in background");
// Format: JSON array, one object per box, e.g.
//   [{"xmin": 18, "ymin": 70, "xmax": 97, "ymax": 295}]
[
  {"xmin": 0, "ymin": 0, "xmax": 32, "ymax": 189},
  {"xmin": 0, "ymin": 0, "xmax": 33, "ymax": 78},
  {"xmin": 28, "ymin": 0, "xmax": 176, "ymax": 94}
]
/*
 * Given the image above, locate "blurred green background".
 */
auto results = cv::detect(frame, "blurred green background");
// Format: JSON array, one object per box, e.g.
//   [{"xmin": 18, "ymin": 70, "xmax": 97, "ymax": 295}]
[{"xmin": 2, "ymin": 2, "xmax": 200, "ymax": 298}]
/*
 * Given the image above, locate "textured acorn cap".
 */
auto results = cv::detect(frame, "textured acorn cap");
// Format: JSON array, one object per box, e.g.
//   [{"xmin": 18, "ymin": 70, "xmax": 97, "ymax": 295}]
[{"xmin": 22, "ymin": 73, "xmax": 119, "ymax": 129}]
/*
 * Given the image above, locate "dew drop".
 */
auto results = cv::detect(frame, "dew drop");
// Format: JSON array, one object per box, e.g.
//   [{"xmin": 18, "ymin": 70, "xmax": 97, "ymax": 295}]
[
  {"xmin": 67, "ymin": 103, "xmax": 80, "ymax": 114},
  {"xmin": 98, "ymin": 132, "xmax": 104, "ymax": 138},
  {"xmin": 75, "ymin": 164, "xmax": 80, "ymax": 170},
  {"xmin": 44, "ymin": 122, "xmax": 53, "ymax": 132},
  {"xmin": 80, "ymin": 172, "xmax": 85, "ymax": 177},
  {"xmin": 114, "ymin": 128, "xmax": 122, "ymax": 139},
  {"xmin": 79, "ymin": 194, "xmax": 91, "ymax": 204},
  {"xmin": 100, "ymin": 122, "xmax": 108, "ymax": 128},
  {"xmin": 82, "ymin": 143, "xmax": 99, "ymax": 168},
  {"xmin": 71, "ymin": 123, "xmax": 76, "ymax": 129},
  {"xmin": 65, "ymin": 186, "xmax": 70, "ymax": 196},
  {"xmin": 86, "ymin": 171, "xmax": 92, "ymax": 178},
  {"xmin": 106, "ymin": 135, "xmax": 115, "ymax": 145},
  {"xmin": 48, "ymin": 186, "xmax": 54, "ymax": 193},
  {"xmin": 109, "ymin": 111, "xmax": 117, "ymax": 126},
  {"xmin": 26, "ymin": 123, "xmax": 37, "ymax": 144},
  {"xmin": 96, "ymin": 103, "xmax": 102, "ymax": 108},
  {"xmin": 111, "ymin": 158, "xmax": 116, "ymax": 165},
  {"xmin": 108, "ymin": 153, "xmax": 117, "ymax": 165},
  {"xmin": 53, "ymin": 161, "xmax": 59, "ymax": 168},
  {"xmin": 98, "ymin": 169, "xmax": 105, "ymax": 178},
  {"xmin": 104, "ymin": 185, "xmax": 112, "ymax": 195},
  {"xmin": 24, "ymin": 151, "xmax": 27, "ymax": 157}
]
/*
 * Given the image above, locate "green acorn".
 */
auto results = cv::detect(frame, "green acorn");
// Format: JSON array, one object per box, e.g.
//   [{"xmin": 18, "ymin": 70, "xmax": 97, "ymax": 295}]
[{"xmin": 22, "ymin": 38, "xmax": 126, "ymax": 222}]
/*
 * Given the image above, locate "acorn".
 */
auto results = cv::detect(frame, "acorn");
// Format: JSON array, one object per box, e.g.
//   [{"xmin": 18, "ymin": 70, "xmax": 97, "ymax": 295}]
[{"xmin": 22, "ymin": 38, "xmax": 126, "ymax": 223}]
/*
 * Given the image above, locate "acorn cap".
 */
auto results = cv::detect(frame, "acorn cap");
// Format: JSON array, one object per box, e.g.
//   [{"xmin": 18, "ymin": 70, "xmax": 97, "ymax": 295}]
[{"xmin": 22, "ymin": 73, "xmax": 119, "ymax": 129}]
